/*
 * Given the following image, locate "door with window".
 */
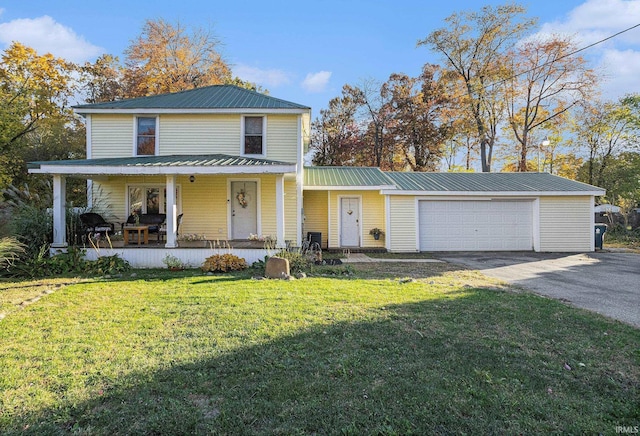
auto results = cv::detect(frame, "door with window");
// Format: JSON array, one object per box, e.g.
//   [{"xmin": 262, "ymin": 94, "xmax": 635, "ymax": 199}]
[
  {"xmin": 231, "ymin": 181, "xmax": 258, "ymax": 239},
  {"xmin": 340, "ymin": 197, "xmax": 360, "ymax": 247},
  {"xmin": 128, "ymin": 185, "xmax": 180, "ymax": 215}
]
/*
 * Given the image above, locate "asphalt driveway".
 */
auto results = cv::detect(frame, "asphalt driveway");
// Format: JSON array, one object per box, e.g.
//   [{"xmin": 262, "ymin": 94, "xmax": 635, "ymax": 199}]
[{"xmin": 436, "ymin": 252, "xmax": 640, "ymax": 328}]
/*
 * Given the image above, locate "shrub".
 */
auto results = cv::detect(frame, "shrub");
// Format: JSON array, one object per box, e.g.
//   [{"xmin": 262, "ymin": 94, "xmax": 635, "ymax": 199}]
[
  {"xmin": 0, "ymin": 237, "xmax": 26, "ymax": 270},
  {"xmin": 201, "ymin": 254, "xmax": 247, "ymax": 273},
  {"xmin": 4, "ymin": 246, "xmax": 130, "ymax": 278},
  {"xmin": 273, "ymin": 249, "xmax": 311, "ymax": 273},
  {"xmin": 91, "ymin": 254, "xmax": 130, "ymax": 275},
  {"xmin": 3, "ymin": 183, "xmax": 53, "ymax": 259}
]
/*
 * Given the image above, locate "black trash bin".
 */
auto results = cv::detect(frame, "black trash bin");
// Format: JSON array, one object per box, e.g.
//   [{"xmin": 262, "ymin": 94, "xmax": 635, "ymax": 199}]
[
  {"xmin": 594, "ymin": 224, "xmax": 607, "ymax": 250},
  {"xmin": 307, "ymin": 232, "xmax": 321, "ymax": 247}
]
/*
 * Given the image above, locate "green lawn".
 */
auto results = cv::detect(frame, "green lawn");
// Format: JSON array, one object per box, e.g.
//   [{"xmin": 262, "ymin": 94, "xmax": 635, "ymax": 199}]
[{"xmin": 0, "ymin": 263, "xmax": 638, "ymax": 435}]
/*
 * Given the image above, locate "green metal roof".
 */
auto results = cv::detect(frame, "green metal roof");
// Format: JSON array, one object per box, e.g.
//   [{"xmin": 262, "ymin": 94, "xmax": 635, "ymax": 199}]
[
  {"xmin": 304, "ymin": 166, "xmax": 396, "ymax": 188},
  {"xmin": 29, "ymin": 154, "xmax": 293, "ymax": 169},
  {"xmin": 384, "ymin": 172, "xmax": 604, "ymax": 193},
  {"xmin": 28, "ymin": 154, "xmax": 296, "ymax": 176},
  {"xmin": 73, "ymin": 85, "xmax": 310, "ymax": 111},
  {"xmin": 303, "ymin": 167, "xmax": 604, "ymax": 194}
]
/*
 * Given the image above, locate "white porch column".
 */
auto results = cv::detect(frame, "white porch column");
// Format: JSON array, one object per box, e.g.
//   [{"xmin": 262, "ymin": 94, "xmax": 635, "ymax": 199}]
[
  {"xmin": 275, "ymin": 174, "xmax": 285, "ymax": 248},
  {"xmin": 52, "ymin": 174, "xmax": 67, "ymax": 248},
  {"xmin": 165, "ymin": 175, "xmax": 178, "ymax": 248}
]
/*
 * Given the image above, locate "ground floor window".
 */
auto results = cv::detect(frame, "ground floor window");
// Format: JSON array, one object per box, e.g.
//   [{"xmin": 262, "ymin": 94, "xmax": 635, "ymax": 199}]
[{"xmin": 127, "ymin": 185, "xmax": 181, "ymax": 215}]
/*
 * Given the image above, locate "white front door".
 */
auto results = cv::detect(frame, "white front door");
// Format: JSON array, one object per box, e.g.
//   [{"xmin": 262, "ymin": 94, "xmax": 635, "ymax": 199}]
[
  {"xmin": 340, "ymin": 197, "xmax": 360, "ymax": 247},
  {"xmin": 231, "ymin": 181, "xmax": 257, "ymax": 239}
]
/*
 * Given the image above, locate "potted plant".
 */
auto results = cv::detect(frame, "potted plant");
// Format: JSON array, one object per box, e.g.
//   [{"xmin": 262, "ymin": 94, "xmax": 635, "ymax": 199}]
[
  {"xmin": 369, "ymin": 228, "xmax": 384, "ymax": 240},
  {"xmin": 162, "ymin": 254, "xmax": 185, "ymax": 271}
]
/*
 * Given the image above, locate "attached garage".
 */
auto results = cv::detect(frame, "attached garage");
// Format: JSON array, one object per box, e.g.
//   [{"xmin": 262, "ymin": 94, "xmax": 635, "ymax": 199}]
[
  {"xmin": 418, "ymin": 199, "xmax": 534, "ymax": 251},
  {"xmin": 384, "ymin": 172, "xmax": 606, "ymax": 253},
  {"xmin": 304, "ymin": 167, "xmax": 606, "ymax": 253}
]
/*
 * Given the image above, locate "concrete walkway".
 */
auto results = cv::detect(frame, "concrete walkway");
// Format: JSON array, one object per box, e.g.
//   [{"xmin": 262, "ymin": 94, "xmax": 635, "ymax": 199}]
[{"xmin": 341, "ymin": 253, "xmax": 443, "ymax": 263}]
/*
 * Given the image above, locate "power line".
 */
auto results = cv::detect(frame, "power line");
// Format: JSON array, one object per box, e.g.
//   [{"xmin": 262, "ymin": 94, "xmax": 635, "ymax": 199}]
[
  {"xmin": 511, "ymin": 22, "xmax": 640, "ymax": 81},
  {"xmin": 449, "ymin": 22, "xmax": 640, "ymax": 98}
]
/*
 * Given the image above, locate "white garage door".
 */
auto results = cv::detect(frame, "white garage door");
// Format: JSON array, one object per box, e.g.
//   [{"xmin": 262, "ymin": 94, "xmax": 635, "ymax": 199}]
[{"xmin": 419, "ymin": 200, "xmax": 533, "ymax": 251}]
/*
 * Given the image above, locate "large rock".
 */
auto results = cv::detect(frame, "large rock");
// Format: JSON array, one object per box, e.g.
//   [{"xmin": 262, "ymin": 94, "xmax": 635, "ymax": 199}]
[{"xmin": 265, "ymin": 256, "xmax": 290, "ymax": 279}]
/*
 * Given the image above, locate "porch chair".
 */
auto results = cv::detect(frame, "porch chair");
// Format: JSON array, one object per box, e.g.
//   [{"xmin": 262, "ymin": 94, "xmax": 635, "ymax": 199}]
[
  {"xmin": 159, "ymin": 213, "xmax": 183, "ymax": 242},
  {"xmin": 79, "ymin": 212, "xmax": 115, "ymax": 235}
]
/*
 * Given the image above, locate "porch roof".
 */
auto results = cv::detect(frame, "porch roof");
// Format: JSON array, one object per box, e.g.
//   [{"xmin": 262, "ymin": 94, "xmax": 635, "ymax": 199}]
[{"xmin": 28, "ymin": 154, "xmax": 296, "ymax": 176}]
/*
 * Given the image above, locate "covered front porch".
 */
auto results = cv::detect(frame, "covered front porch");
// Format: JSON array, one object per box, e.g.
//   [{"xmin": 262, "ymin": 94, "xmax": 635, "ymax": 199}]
[{"xmin": 28, "ymin": 154, "xmax": 302, "ymax": 267}]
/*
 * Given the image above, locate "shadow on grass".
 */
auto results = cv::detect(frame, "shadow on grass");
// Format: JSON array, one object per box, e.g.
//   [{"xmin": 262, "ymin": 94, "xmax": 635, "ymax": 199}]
[{"xmin": 6, "ymin": 289, "xmax": 639, "ymax": 435}]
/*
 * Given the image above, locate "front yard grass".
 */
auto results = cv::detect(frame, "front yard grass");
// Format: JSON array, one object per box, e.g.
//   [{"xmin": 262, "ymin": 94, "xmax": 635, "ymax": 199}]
[{"xmin": 0, "ymin": 263, "xmax": 638, "ymax": 435}]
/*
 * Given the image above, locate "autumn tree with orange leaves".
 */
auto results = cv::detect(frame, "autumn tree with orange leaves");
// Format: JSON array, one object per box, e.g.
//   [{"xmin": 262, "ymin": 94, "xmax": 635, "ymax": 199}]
[{"xmin": 122, "ymin": 18, "xmax": 232, "ymax": 98}]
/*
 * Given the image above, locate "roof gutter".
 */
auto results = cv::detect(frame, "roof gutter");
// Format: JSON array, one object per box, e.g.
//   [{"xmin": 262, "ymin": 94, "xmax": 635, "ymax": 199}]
[
  {"xmin": 28, "ymin": 163, "xmax": 297, "ymax": 176},
  {"xmin": 380, "ymin": 189, "xmax": 606, "ymax": 197}
]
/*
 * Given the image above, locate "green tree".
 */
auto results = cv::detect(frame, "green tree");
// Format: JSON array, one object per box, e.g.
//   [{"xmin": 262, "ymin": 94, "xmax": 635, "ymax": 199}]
[
  {"xmin": 573, "ymin": 96, "xmax": 640, "ymax": 187},
  {"xmin": 0, "ymin": 42, "xmax": 78, "ymax": 191},
  {"xmin": 0, "ymin": 42, "xmax": 76, "ymax": 153}
]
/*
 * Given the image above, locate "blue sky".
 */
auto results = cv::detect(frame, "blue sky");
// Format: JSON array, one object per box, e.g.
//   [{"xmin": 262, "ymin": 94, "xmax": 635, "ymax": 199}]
[{"xmin": 1, "ymin": 0, "xmax": 640, "ymax": 115}]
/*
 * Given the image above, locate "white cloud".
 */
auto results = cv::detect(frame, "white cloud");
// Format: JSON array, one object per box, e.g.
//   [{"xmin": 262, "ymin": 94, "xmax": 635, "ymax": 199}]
[
  {"xmin": 0, "ymin": 15, "xmax": 103, "ymax": 63},
  {"xmin": 530, "ymin": 0, "xmax": 640, "ymax": 100},
  {"xmin": 538, "ymin": 0, "xmax": 640, "ymax": 46},
  {"xmin": 598, "ymin": 48, "xmax": 640, "ymax": 97},
  {"xmin": 233, "ymin": 64, "xmax": 292, "ymax": 88},
  {"xmin": 301, "ymin": 71, "xmax": 331, "ymax": 93}
]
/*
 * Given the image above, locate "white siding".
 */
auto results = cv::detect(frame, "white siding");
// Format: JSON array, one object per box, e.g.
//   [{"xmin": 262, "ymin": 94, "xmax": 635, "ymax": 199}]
[
  {"xmin": 91, "ymin": 115, "xmax": 133, "ymax": 158},
  {"xmin": 388, "ymin": 196, "xmax": 418, "ymax": 252},
  {"xmin": 539, "ymin": 196, "xmax": 593, "ymax": 252}
]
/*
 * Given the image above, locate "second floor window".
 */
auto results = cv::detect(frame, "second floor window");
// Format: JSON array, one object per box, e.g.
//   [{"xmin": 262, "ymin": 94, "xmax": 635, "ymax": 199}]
[
  {"xmin": 137, "ymin": 117, "xmax": 156, "ymax": 155},
  {"xmin": 243, "ymin": 116, "xmax": 264, "ymax": 155}
]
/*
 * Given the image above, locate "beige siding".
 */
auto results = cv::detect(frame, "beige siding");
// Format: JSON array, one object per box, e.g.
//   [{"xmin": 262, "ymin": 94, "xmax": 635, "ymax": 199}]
[
  {"xmin": 180, "ymin": 175, "xmax": 227, "ymax": 239},
  {"xmin": 266, "ymin": 115, "xmax": 299, "ymax": 162},
  {"xmin": 303, "ymin": 190, "xmax": 329, "ymax": 248},
  {"xmin": 260, "ymin": 175, "xmax": 277, "ymax": 237},
  {"xmin": 92, "ymin": 174, "xmax": 293, "ymax": 242},
  {"xmin": 159, "ymin": 114, "xmax": 240, "ymax": 155},
  {"xmin": 325, "ymin": 190, "xmax": 386, "ymax": 249},
  {"xmin": 284, "ymin": 179, "xmax": 298, "ymax": 243},
  {"xmin": 91, "ymin": 115, "xmax": 133, "ymax": 158},
  {"xmin": 539, "ymin": 196, "xmax": 593, "ymax": 252},
  {"xmin": 388, "ymin": 196, "xmax": 418, "ymax": 252},
  {"xmin": 90, "ymin": 113, "xmax": 301, "ymax": 159}
]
